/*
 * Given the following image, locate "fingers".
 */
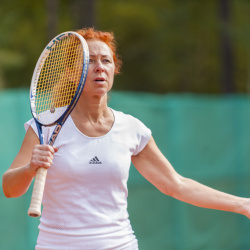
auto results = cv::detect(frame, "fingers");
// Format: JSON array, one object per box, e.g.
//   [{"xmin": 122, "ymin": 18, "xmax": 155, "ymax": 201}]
[
  {"xmin": 29, "ymin": 144, "xmax": 58, "ymax": 175},
  {"xmin": 53, "ymin": 146, "xmax": 59, "ymax": 153}
]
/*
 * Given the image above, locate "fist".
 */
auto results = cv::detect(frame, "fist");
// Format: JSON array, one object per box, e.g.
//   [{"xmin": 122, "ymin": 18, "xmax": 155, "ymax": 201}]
[{"xmin": 29, "ymin": 144, "xmax": 58, "ymax": 176}]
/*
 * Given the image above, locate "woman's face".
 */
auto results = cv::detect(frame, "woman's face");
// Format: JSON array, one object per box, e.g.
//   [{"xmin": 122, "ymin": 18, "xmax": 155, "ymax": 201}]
[{"xmin": 83, "ymin": 39, "xmax": 115, "ymax": 98}]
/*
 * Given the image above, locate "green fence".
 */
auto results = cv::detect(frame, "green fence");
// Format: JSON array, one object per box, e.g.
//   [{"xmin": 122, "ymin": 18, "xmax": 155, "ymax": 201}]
[{"xmin": 1, "ymin": 89, "xmax": 250, "ymax": 250}]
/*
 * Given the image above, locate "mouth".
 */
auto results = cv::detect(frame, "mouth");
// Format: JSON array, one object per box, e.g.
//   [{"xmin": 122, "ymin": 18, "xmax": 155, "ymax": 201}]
[{"xmin": 94, "ymin": 77, "xmax": 106, "ymax": 83}]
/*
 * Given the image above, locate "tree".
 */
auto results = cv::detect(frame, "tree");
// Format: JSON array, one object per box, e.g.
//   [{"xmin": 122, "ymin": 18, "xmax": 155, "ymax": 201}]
[
  {"xmin": 70, "ymin": 0, "xmax": 97, "ymax": 29},
  {"xmin": 1, "ymin": 0, "xmax": 250, "ymax": 94},
  {"xmin": 46, "ymin": 0, "xmax": 59, "ymax": 40},
  {"xmin": 218, "ymin": 0, "xmax": 235, "ymax": 93}
]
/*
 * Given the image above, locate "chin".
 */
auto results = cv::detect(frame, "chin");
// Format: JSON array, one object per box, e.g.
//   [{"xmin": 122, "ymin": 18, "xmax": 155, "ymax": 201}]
[{"xmin": 92, "ymin": 90, "xmax": 108, "ymax": 98}]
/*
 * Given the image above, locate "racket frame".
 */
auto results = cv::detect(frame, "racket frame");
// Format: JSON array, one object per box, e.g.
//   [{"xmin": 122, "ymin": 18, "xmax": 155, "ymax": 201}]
[{"xmin": 28, "ymin": 31, "xmax": 89, "ymax": 217}]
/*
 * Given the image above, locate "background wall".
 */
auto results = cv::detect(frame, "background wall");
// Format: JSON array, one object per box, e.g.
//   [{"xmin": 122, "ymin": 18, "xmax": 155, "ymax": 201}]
[{"xmin": 1, "ymin": 90, "xmax": 250, "ymax": 250}]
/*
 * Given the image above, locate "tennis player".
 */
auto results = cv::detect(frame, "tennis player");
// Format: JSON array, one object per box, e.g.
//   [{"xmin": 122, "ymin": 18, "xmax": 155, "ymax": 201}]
[{"xmin": 2, "ymin": 28, "xmax": 250, "ymax": 250}]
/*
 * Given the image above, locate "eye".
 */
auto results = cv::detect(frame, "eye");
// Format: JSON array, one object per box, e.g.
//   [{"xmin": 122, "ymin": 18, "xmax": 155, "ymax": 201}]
[
  {"xmin": 103, "ymin": 58, "xmax": 111, "ymax": 63},
  {"xmin": 89, "ymin": 58, "xmax": 94, "ymax": 63}
]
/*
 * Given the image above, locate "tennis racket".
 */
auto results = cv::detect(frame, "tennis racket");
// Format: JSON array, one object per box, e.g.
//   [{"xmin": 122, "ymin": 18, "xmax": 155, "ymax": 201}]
[{"xmin": 28, "ymin": 31, "xmax": 89, "ymax": 217}]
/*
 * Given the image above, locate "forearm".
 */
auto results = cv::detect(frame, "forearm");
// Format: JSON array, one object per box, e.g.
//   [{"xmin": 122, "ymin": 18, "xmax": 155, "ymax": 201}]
[
  {"xmin": 133, "ymin": 136, "xmax": 250, "ymax": 218},
  {"xmin": 2, "ymin": 165, "xmax": 34, "ymax": 198},
  {"xmin": 172, "ymin": 176, "xmax": 245, "ymax": 215}
]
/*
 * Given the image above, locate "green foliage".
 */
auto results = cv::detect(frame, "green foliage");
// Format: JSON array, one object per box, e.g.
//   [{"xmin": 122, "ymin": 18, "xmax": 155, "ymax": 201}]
[
  {"xmin": 0, "ymin": 0, "xmax": 46, "ymax": 87},
  {"xmin": 231, "ymin": 0, "xmax": 250, "ymax": 92},
  {"xmin": 97, "ymin": 0, "xmax": 250, "ymax": 93},
  {"xmin": 0, "ymin": 0, "xmax": 250, "ymax": 93}
]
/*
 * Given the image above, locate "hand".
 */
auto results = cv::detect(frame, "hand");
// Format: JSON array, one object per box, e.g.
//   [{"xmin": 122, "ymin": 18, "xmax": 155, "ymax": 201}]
[{"xmin": 29, "ymin": 144, "xmax": 58, "ymax": 176}]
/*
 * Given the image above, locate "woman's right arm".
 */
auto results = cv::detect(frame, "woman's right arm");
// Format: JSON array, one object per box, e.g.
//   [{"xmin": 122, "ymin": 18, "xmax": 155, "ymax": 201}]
[{"xmin": 2, "ymin": 127, "xmax": 57, "ymax": 198}]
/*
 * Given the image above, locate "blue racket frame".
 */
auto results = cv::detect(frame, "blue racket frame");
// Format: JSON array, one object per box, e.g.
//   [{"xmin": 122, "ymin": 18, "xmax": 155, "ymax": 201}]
[{"xmin": 30, "ymin": 31, "xmax": 89, "ymax": 146}]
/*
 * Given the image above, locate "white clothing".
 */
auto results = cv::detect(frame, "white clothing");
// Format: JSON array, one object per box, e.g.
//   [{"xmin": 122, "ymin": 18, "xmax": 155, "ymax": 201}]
[{"xmin": 25, "ymin": 109, "xmax": 151, "ymax": 250}]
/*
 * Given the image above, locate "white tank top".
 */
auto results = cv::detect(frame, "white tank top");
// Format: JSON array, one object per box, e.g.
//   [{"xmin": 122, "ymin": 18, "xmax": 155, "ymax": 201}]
[{"xmin": 25, "ymin": 109, "xmax": 151, "ymax": 249}]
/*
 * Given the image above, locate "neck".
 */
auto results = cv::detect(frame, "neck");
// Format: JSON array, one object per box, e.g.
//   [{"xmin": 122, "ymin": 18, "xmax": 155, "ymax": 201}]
[{"xmin": 71, "ymin": 93, "xmax": 110, "ymax": 122}]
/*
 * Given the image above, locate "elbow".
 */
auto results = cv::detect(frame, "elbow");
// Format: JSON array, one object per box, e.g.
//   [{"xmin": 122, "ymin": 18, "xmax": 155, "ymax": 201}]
[
  {"xmin": 3, "ymin": 190, "xmax": 11, "ymax": 198},
  {"xmin": 2, "ymin": 168, "xmax": 31, "ymax": 198},
  {"xmin": 160, "ymin": 174, "xmax": 185, "ymax": 199},
  {"xmin": 2, "ymin": 172, "xmax": 14, "ymax": 198},
  {"xmin": 2, "ymin": 185, "xmax": 19, "ymax": 198},
  {"xmin": 2, "ymin": 174, "xmax": 10, "ymax": 198},
  {"xmin": 2, "ymin": 186, "xmax": 11, "ymax": 198}
]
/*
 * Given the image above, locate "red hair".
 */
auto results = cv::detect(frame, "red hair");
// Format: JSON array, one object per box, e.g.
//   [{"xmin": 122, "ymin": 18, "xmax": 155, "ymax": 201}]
[{"xmin": 76, "ymin": 28, "xmax": 122, "ymax": 74}]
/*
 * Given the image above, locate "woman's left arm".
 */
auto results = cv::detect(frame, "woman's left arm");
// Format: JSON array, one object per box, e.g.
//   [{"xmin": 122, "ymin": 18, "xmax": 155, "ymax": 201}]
[{"xmin": 132, "ymin": 136, "xmax": 250, "ymax": 218}]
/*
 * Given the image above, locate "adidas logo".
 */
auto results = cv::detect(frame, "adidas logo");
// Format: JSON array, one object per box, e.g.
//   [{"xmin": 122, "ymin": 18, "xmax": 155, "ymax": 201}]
[{"xmin": 89, "ymin": 156, "xmax": 102, "ymax": 164}]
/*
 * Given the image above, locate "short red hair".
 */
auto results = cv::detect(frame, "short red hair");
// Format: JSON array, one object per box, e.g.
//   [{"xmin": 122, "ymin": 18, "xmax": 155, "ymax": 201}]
[{"xmin": 76, "ymin": 28, "xmax": 122, "ymax": 74}]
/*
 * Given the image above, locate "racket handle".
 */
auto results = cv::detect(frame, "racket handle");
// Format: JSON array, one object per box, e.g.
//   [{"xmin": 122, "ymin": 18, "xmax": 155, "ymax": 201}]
[{"xmin": 28, "ymin": 167, "xmax": 48, "ymax": 217}]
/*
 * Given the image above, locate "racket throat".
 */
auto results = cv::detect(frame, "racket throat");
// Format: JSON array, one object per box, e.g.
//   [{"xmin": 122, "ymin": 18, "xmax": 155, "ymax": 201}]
[
  {"xmin": 35, "ymin": 123, "xmax": 45, "ymax": 144},
  {"xmin": 49, "ymin": 124, "xmax": 62, "ymax": 146}
]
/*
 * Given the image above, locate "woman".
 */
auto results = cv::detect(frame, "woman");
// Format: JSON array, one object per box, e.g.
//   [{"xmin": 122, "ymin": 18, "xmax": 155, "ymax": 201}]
[{"xmin": 2, "ymin": 28, "xmax": 250, "ymax": 250}]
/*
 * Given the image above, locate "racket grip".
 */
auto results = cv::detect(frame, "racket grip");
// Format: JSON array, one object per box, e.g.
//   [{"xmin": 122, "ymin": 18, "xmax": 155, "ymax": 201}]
[{"xmin": 28, "ymin": 167, "xmax": 48, "ymax": 217}]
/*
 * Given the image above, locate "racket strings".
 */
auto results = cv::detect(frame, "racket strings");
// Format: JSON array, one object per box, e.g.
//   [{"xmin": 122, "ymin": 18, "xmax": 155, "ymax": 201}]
[{"xmin": 35, "ymin": 36, "xmax": 84, "ymax": 123}]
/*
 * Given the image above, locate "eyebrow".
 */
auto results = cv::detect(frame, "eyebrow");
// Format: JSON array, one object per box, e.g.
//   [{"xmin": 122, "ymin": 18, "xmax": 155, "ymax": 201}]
[{"xmin": 89, "ymin": 55, "xmax": 112, "ymax": 58}]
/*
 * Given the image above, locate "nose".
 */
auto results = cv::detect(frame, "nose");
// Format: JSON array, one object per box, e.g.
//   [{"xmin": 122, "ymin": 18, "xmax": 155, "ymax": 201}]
[{"xmin": 94, "ymin": 60, "xmax": 105, "ymax": 73}]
